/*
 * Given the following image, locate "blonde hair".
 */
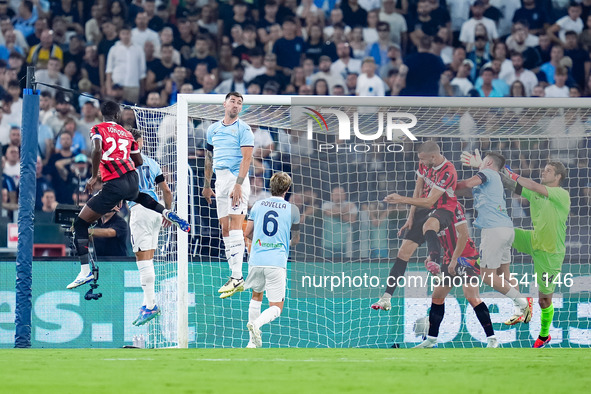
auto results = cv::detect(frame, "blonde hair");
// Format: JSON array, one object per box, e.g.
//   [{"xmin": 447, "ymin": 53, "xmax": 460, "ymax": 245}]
[{"xmin": 270, "ymin": 172, "xmax": 292, "ymax": 196}]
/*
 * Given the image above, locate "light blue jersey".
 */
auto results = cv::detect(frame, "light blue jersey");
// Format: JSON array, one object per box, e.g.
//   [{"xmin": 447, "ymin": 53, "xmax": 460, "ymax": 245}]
[
  {"xmin": 248, "ymin": 197, "xmax": 300, "ymax": 269},
  {"xmin": 129, "ymin": 154, "xmax": 163, "ymax": 208},
  {"xmin": 472, "ymin": 168, "xmax": 513, "ymax": 229},
  {"xmin": 206, "ymin": 119, "xmax": 254, "ymax": 176}
]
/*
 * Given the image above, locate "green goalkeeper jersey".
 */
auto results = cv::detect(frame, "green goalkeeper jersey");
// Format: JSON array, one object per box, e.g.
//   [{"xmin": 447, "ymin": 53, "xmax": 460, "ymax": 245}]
[{"xmin": 521, "ymin": 186, "xmax": 570, "ymax": 254}]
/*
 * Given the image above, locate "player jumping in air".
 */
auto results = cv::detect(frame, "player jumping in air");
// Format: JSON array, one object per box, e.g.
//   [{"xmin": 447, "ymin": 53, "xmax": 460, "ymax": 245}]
[
  {"xmin": 67, "ymin": 101, "xmax": 189, "ymax": 290},
  {"xmin": 129, "ymin": 129, "xmax": 173, "ymax": 326},
  {"xmin": 242, "ymin": 172, "xmax": 300, "ymax": 348},
  {"xmin": 372, "ymin": 141, "xmax": 457, "ymax": 311},
  {"xmin": 501, "ymin": 161, "xmax": 570, "ymax": 348},
  {"xmin": 457, "ymin": 151, "xmax": 533, "ymax": 326},
  {"xmin": 202, "ymin": 92, "xmax": 254, "ymax": 298},
  {"xmin": 415, "ymin": 202, "xmax": 498, "ymax": 348}
]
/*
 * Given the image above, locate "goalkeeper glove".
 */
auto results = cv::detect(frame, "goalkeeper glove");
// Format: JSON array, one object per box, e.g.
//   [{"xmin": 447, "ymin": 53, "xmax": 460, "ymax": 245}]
[
  {"xmin": 503, "ymin": 165, "xmax": 520, "ymax": 181},
  {"xmin": 460, "ymin": 149, "xmax": 482, "ymax": 168}
]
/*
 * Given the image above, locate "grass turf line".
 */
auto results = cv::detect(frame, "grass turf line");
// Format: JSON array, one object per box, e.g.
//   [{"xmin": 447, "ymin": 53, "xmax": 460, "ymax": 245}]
[{"xmin": 0, "ymin": 348, "xmax": 589, "ymax": 394}]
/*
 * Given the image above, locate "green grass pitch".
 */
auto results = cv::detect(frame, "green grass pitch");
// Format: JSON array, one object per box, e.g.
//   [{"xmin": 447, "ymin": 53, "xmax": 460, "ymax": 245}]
[{"xmin": 0, "ymin": 348, "xmax": 589, "ymax": 393}]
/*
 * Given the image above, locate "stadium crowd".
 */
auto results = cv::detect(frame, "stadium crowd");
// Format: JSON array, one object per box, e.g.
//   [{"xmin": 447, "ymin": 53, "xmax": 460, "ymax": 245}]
[{"xmin": 0, "ymin": 0, "xmax": 589, "ymax": 258}]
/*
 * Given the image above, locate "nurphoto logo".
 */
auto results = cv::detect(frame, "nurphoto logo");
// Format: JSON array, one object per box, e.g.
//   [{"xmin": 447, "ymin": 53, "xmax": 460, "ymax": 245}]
[{"xmin": 304, "ymin": 107, "xmax": 418, "ymax": 153}]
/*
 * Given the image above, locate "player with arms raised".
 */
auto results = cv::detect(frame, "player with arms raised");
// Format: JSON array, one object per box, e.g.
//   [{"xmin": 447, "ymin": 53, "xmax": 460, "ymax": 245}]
[
  {"xmin": 415, "ymin": 202, "xmax": 498, "ymax": 348},
  {"xmin": 202, "ymin": 92, "xmax": 254, "ymax": 298},
  {"xmin": 67, "ymin": 101, "xmax": 189, "ymax": 289},
  {"xmin": 129, "ymin": 128, "xmax": 173, "ymax": 326},
  {"xmin": 242, "ymin": 172, "xmax": 300, "ymax": 348},
  {"xmin": 372, "ymin": 141, "xmax": 457, "ymax": 311},
  {"xmin": 457, "ymin": 151, "xmax": 532, "ymax": 325},
  {"xmin": 502, "ymin": 161, "xmax": 570, "ymax": 348}
]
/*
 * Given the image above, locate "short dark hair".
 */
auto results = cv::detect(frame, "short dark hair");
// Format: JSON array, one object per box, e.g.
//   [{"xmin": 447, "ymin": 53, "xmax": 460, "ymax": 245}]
[
  {"xmin": 565, "ymin": 30, "xmax": 578, "ymax": 37},
  {"xmin": 130, "ymin": 128, "xmax": 142, "ymax": 141},
  {"xmin": 485, "ymin": 152, "xmax": 505, "ymax": 170},
  {"xmin": 101, "ymin": 100, "xmax": 121, "ymax": 120},
  {"xmin": 547, "ymin": 161, "xmax": 567, "ymax": 185},
  {"xmin": 225, "ymin": 91, "xmax": 243, "ymax": 101},
  {"xmin": 417, "ymin": 141, "xmax": 440, "ymax": 154}
]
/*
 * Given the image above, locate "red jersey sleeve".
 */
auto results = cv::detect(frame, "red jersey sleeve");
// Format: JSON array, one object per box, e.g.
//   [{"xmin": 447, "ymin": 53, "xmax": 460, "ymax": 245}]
[
  {"xmin": 130, "ymin": 140, "xmax": 140, "ymax": 154},
  {"xmin": 433, "ymin": 162, "xmax": 457, "ymax": 192},
  {"xmin": 416, "ymin": 162, "xmax": 426, "ymax": 178}
]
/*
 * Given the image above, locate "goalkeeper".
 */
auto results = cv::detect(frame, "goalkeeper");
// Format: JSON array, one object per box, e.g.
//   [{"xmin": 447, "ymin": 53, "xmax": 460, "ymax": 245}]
[
  {"xmin": 501, "ymin": 161, "xmax": 570, "ymax": 348},
  {"xmin": 415, "ymin": 201, "xmax": 498, "ymax": 349}
]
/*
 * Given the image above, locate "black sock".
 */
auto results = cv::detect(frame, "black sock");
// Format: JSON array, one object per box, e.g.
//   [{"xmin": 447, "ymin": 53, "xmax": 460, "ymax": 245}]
[
  {"xmin": 474, "ymin": 302, "xmax": 495, "ymax": 337},
  {"xmin": 134, "ymin": 192, "xmax": 165, "ymax": 214},
  {"xmin": 424, "ymin": 230, "xmax": 441, "ymax": 264},
  {"xmin": 538, "ymin": 335, "xmax": 549, "ymax": 341},
  {"xmin": 73, "ymin": 217, "xmax": 90, "ymax": 266},
  {"xmin": 385, "ymin": 258, "xmax": 408, "ymax": 296},
  {"xmin": 428, "ymin": 302, "xmax": 444, "ymax": 338}
]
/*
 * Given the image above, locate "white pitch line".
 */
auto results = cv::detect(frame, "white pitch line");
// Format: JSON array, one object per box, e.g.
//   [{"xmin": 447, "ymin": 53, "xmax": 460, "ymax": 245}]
[
  {"xmin": 194, "ymin": 358, "xmax": 378, "ymax": 362},
  {"xmin": 103, "ymin": 358, "xmax": 155, "ymax": 361}
]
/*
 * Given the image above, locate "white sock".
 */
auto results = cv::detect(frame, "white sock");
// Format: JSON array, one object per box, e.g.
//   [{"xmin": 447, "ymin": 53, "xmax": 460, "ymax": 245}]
[
  {"xmin": 81, "ymin": 264, "xmax": 90, "ymax": 275},
  {"xmin": 513, "ymin": 300, "xmax": 522, "ymax": 315},
  {"xmin": 228, "ymin": 230, "xmax": 245, "ymax": 279},
  {"xmin": 382, "ymin": 293, "xmax": 392, "ymax": 299},
  {"xmin": 248, "ymin": 300, "xmax": 262, "ymax": 341},
  {"xmin": 137, "ymin": 259, "xmax": 156, "ymax": 309},
  {"xmin": 254, "ymin": 305, "xmax": 281, "ymax": 328},
  {"xmin": 505, "ymin": 288, "xmax": 527, "ymax": 309}
]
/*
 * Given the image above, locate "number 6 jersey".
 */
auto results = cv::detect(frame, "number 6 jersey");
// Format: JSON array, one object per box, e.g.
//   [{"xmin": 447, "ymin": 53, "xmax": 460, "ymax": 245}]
[
  {"xmin": 248, "ymin": 196, "xmax": 300, "ymax": 269},
  {"xmin": 90, "ymin": 122, "xmax": 140, "ymax": 181}
]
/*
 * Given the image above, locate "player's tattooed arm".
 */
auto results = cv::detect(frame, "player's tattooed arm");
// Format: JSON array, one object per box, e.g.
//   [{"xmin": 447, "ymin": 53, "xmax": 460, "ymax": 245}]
[
  {"xmin": 499, "ymin": 171, "xmax": 522, "ymax": 195},
  {"xmin": 204, "ymin": 150, "xmax": 213, "ymax": 188}
]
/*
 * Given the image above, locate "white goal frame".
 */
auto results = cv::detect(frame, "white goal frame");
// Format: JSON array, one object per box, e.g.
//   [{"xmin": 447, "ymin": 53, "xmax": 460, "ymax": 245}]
[{"xmin": 174, "ymin": 94, "xmax": 590, "ymax": 348}]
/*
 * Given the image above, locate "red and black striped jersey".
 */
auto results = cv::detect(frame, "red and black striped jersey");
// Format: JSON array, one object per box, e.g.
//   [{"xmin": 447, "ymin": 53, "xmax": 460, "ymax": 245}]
[
  {"xmin": 438, "ymin": 203, "xmax": 478, "ymax": 264},
  {"xmin": 90, "ymin": 122, "xmax": 139, "ymax": 182},
  {"xmin": 416, "ymin": 158, "xmax": 457, "ymax": 212}
]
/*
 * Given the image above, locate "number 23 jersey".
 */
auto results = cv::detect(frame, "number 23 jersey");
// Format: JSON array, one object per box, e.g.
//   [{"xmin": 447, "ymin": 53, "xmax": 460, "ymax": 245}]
[{"xmin": 90, "ymin": 121, "xmax": 139, "ymax": 181}]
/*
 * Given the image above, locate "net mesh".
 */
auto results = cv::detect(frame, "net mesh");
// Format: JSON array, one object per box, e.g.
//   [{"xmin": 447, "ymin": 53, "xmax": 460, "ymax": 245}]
[{"xmin": 133, "ymin": 98, "xmax": 591, "ymax": 348}]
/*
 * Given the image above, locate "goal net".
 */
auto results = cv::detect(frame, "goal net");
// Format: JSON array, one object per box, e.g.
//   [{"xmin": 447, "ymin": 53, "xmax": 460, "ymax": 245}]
[{"xmin": 133, "ymin": 96, "xmax": 591, "ymax": 349}]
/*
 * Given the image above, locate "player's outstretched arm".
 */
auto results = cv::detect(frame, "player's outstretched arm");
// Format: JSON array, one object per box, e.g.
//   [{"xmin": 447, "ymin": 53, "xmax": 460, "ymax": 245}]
[
  {"xmin": 456, "ymin": 175, "xmax": 483, "ymax": 191},
  {"xmin": 499, "ymin": 171, "xmax": 519, "ymax": 193},
  {"xmin": 384, "ymin": 188, "xmax": 445, "ymax": 209},
  {"xmin": 504, "ymin": 166, "xmax": 548, "ymax": 197}
]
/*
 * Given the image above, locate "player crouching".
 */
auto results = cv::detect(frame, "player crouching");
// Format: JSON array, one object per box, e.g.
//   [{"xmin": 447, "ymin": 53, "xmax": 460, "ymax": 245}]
[
  {"xmin": 415, "ymin": 203, "xmax": 498, "ymax": 348},
  {"xmin": 240, "ymin": 172, "xmax": 300, "ymax": 348}
]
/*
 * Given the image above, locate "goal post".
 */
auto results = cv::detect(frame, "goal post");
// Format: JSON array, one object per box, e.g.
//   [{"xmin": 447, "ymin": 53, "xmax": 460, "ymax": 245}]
[{"xmin": 134, "ymin": 95, "xmax": 590, "ymax": 349}]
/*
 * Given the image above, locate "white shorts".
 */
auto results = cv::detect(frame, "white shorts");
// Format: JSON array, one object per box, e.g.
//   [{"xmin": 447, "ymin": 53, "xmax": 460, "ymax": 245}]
[
  {"xmin": 130, "ymin": 204, "xmax": 162, "ymax": 253},
  {"xmin": 243, "ymin": 266, "xmax": 287, "ymax": 303},
  {"xmin": 215, "ymin": 169, "xmax": 250, "ymax": 218},
  {"xmin": 479, "ymin": 227, "xmax": 514, "ymax": 269}
]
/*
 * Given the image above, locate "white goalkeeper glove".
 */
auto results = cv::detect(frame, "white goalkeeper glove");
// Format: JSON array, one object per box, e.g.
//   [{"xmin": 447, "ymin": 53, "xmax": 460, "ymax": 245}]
[{"xmin": 460, "ymin": 149, "xmax": 482, "ymax": 168}]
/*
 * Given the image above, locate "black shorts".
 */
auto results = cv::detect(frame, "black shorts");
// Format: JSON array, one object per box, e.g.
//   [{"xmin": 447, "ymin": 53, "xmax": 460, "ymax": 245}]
[
  {"xmin": 87, "ymin": 171, "xmax": 139, "ymax": 215},
  {"xmin": 403, "ymin": 208, "xmax": 454, "ymax": 245},
  {"xmin": 441, "ymin": 256, "xmax": 481, "ymax": 283}
]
